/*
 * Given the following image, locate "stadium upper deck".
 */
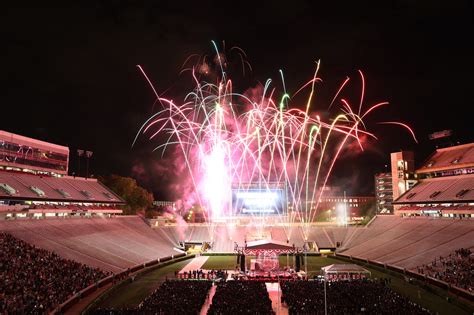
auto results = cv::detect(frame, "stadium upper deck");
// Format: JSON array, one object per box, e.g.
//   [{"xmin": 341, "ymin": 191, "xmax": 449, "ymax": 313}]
[
  {"xmin": 0, "ymin": 130, "xmax": 124, "ymax": 218},
  {"xmin": 393, "ymin": 143, "xmax": 474, "ymax": 217},
  {"xmin": 394, "ymin": 174, "xmax": 474, "ymax": 205},
  {"xmin": 0, "ymin": 130, "xmax": 69, "ymax": 176},
  {"xmin": 417, "ymin": 142, "xmax": 474, "ymax": 177},
  {"xmin": 0, "ymin": 170, "xmax": 122, "ymax": 203}
]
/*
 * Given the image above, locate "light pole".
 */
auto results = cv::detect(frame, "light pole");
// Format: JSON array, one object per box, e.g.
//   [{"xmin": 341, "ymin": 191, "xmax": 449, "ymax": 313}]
[
  {"xmin": 277, "ymin": 274, "xmax": 280, "ymax": 315},
  {"xmin": 76, "ymin": 149, "xmax": 84, "ymax": 177},
  {"xmin": 85, "ymin": 151, "xmax": 93, "ymax": 179},
  {"xmin": 304, "ymin": 242, "xmax": 308, "ymax": 276},
  {"xmin": 324, "ymin": 277, "xmax": 327, "ymax": 315},
  {"xmin": 287, "ymin": 241, "xmax": 289, "ymax": 269},
  {"xmin": 343, "ymin": 190, "xmax": 347, "ymax": 227}
]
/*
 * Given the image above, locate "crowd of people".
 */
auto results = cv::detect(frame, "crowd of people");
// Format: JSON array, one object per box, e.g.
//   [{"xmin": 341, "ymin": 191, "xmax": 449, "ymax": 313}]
[
  {"xmin": 93, "ymin": 280, "xmax": 212, "ymax": 314},
  {"xmin": 175, "ymin": 268, "xmax": 228, "ymax": 280},
  {"xmin": 139, "ymin": 280, "xmax": 212, "ymax": 314},
  {"xmin": 416, "ymin": 248, "xmax": 473, "ymax": 292},
  {"xmin": 208, "ymin": 281, "xmax": 274, "ymax": 314},
  {"xmin": 0, "ymin": 232, "xmax": 109, "ymax": 313},
  {"xmin": 281, "ymin": 279, "xmax": 431, "ymax": 314},
  {"xmin": 4, "ymin": 225, "xmax": 460, "ymax": 315}
]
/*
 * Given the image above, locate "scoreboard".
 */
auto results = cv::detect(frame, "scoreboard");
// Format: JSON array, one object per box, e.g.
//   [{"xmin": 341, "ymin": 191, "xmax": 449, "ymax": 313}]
[{"xmin": 231, "ymin": 182, "xmax": 286, "ymax": 215}]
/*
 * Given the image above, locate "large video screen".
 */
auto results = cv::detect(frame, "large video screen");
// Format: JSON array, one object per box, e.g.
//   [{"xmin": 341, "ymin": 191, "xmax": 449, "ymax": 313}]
[{"xmin": 232, "ymin": 189, "xmax": 285, "ymax": 215}]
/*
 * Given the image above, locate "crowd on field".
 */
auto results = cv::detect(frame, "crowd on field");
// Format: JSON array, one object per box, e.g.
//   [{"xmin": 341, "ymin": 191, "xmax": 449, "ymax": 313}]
[
  {"xmin": 139, "ymin": 280, "xmax": 212, "ymax": 314},
  {"xmin": 208, "ymin": 281, "xmax": 274, "ymax": 314},
  {"xmin": 92, "ymin": 280, "xmax": 212, "ymax": 314},
  {"xmin": 281, "ymin": 279, "xmax": 431, "ymax": 314}
]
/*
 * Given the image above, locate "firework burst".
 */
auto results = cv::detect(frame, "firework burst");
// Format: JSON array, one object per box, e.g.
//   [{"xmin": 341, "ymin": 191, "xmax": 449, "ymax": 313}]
[{"xmin": 134, "ymin": 41, "xmax": 417, "ymax": 240}]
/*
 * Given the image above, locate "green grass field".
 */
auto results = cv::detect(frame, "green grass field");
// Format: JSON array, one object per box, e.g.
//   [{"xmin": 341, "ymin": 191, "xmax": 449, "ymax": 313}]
[
  {"xmin": 329, "ymin": 256, "xmax": 472, "ymax": 315},
  {"xmin": 201, "ymin": 255, "xmax": 238, "ymax": 270},
  {"xmin": 91, "ymin": 260, "xmax": 189, "ymax": 310},
  {"xmin": 87, "ymin": 255, "xmax": 473, "ymax": 314}
]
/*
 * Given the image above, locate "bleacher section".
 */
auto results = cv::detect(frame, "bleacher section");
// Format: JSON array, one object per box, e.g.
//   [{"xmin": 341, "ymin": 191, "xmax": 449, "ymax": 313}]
[
  {"xmin": 339, "ymin": 216, "xmax": 474, "ymax": 270},
  {"xmin": 395, "ymin": 173, "xmax": 474, "ymax": 205},
  {"xmin": 417, "ymin": 142, "xmax": 474, "ymax": 175},
  {"xmin": 0, "ymin": 215, "xmax": 471, "ymax": 276},
  {"xmin": 393, "ymin": 143, "xmax": 474, "ymax": 218},
  {"xmin": 0, "ymin": 170, "xmax": 122, "ymax": 203},
  {"xmin": 0, "ymin": 216, "xmax": 176, "ymax": 273},
  {"xmin": 155, "ymin": 216, "xmax": 473, "ymax": 273}
]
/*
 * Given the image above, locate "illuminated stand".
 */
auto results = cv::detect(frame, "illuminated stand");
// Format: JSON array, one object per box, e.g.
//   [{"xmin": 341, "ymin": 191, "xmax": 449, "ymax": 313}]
[{"xmin": 234, "ymin": 240, "xmax": 307, "ymax": 281}]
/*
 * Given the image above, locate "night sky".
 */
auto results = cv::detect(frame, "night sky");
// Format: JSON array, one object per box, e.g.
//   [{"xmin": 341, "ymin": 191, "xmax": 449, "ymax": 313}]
[{"xmin": 3, "ymin": 2, "xmax": 473, "ymax": 198}]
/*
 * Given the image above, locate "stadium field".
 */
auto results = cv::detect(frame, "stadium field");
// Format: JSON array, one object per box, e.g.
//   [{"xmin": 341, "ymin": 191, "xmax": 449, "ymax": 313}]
[
  {"xmin": 89, "ymin": 259, "xmax": 190, "ymax": 310},
  {"xmin": 87, "ymin": 255, "xmax": 473, "ymax": 314}
]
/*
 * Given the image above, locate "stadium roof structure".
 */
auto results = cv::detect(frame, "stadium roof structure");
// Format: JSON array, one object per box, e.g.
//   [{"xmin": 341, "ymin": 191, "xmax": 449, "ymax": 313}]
[
  {"xmin": 246, "ymin": 239, "xmax": 294, "ymax": 249},
  {"xmin": 417, "ymin": 143, "xmax": 474, "ymax": 174},
  {"xmin": 0, "ymin": 170, "xmax": 124, "ymax": 204},
  {"xmin": 393, "ymin": 173, "xmax": 474, "ymax": 204},
  {"xmin": 237, "ymin": 239, "xmax": 297, "ymax": 255},
  {"xmin": 0, "ymin": 130, "xmax": 69, "ymax": 155},
  {"xmin": 1, "ymin": 130, "xmax": 70, "ymax": 175}
]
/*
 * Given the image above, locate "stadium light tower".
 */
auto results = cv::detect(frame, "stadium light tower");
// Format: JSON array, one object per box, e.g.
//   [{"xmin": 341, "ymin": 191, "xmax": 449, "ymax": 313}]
[
  {"xmin": 324, "ymin": 277, "xmax": 328, "ymax": 315},
  {"xmin": 304, "ymin": 241, "xmax": 308, "ymax": 275},
  {"xmin": 85, "ymin": 151, "xmax": 93, "ymax": 179},
  {"xmin": 277, "ymin": 274, "xmax": 281, "ymax": 314},
  {"xmin": 77, "ymin": 149, "xmax": 84, "ymax": 177},
  {"xmin": 344, "ymin": 190, "xmax": 347, "ymax": 227}
]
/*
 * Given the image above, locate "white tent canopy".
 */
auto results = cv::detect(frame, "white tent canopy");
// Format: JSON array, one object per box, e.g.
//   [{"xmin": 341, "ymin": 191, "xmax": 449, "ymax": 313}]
[{"xmin": 321, "ymin": 264, "xmax": 371, "ymax": 279}]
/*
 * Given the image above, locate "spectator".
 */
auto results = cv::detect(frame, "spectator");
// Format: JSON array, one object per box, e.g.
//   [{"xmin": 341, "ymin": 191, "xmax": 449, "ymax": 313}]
[
  {"xmin": 417, "ymin": 248, "xmax": 473, "ymax": 291},
  {"xmin": 0, "ymin": 233, "xmax": 108, "ymax": 313},
  {"xmin": 208, "ymin": 281, "xmax": 274, "ymax": 314},
  {"xmin": 140, "ymin": 280, "xmax": 211, "ymax": 314},
  {"xmin": 281, "ymin": 279, "xmax": 430, "ymax": 314},
  {"xmin": 92, "ymin": 280, "xmax": 212, "ymax": 314}
]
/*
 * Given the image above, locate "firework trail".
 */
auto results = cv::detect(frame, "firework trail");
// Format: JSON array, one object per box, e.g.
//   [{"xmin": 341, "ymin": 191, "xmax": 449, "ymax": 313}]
[{"xmin": 134, "ymin": 41, "xmax": 417, "ymax": 241}]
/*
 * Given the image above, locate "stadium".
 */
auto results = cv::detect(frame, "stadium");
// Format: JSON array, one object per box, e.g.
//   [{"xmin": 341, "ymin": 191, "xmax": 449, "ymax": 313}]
[
  {"xmin": 1, "ymin": 127, "xmax": 473, "ymax": 314},
  {"xmin": 2, "ymin": 4, "xmax": 473, "ymax": 313}
]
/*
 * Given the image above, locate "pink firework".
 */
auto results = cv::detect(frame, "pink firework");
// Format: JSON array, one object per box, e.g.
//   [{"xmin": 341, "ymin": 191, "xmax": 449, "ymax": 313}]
[{"xmin": 134, "ymin": 41, "xmax": 417, "ymax": 239}]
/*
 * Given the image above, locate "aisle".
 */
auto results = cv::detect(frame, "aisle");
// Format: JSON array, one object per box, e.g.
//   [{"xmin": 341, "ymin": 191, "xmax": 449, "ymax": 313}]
[
  {"xmin": 180, "ymin": 255, "xmax": 209, "ymax": 273},
  {"xmin": 199, "ymin": 284, "xmax": 216, "ymax": 315},
  {"xmin": 265, "ymin": 282, "xmax": 289, "ymax": 315}
]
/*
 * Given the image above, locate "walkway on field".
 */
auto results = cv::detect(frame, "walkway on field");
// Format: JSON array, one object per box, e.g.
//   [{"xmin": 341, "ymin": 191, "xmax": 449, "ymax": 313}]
[
  {"xmin": 199, "ymin": 284, "xmax": 217, "ymax": 315},
  {"xmin": 180, "ymin": 255, "xmax": 209, "ymax": 273},
  {"xmin": 266, "ymin": 282, "xmax": 289, "ymax": 315}
]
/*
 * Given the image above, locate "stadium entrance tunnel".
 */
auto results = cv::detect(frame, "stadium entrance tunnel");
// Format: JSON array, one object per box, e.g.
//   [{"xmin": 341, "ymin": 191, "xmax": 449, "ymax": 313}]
[
  {"xmin": 179, "ymin": 241, "xmax": 211, "ymax": 253},
  {"xmin": 319, "ymin": 248, "xmax": 336, "ymax": 255}
]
